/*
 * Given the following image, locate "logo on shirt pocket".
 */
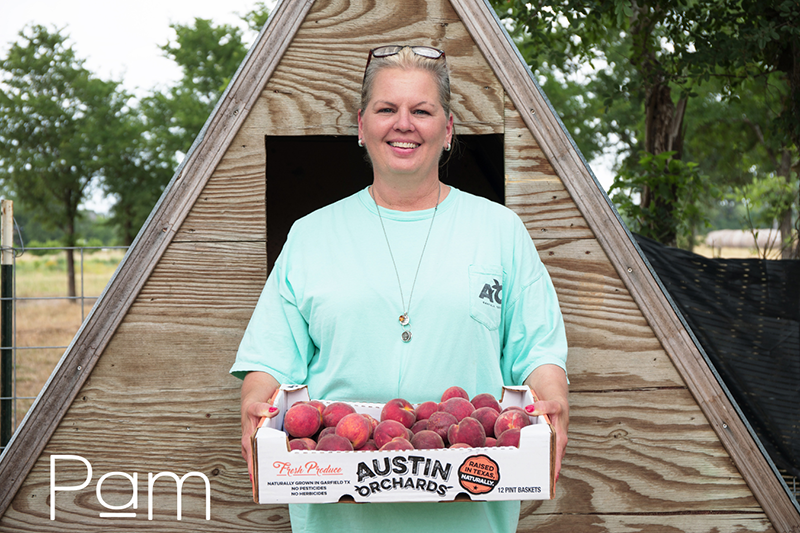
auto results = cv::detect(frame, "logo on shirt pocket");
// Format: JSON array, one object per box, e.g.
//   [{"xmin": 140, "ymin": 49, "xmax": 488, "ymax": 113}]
[{"xmin": 469, "ymin": 265, "xmax": 505, "ymax": 330}]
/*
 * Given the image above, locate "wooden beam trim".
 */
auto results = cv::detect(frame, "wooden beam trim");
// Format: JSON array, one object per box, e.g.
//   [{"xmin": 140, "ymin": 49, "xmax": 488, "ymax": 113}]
[
  {"xmin": 448, "ymin": 0, "xmax": 800, "ymax": 529},
  {"xmin": 0, "ymin": 0, "xmax": 315, "ymax": 517}
]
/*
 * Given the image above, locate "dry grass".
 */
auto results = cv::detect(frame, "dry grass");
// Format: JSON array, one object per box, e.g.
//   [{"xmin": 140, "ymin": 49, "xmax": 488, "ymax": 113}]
[
  {"xmin": 4, "ymin": 249, "xmax": 125, "ymax": 432},
  {"xmin": 692, "ymin": 244, "xmax": 762, "ymax": 259}
]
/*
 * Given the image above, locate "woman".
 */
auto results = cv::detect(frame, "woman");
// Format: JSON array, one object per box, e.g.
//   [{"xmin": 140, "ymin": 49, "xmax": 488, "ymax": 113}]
[{"xmin": 233, "ymin": 45, "xmax": 569, "ymax": 533}]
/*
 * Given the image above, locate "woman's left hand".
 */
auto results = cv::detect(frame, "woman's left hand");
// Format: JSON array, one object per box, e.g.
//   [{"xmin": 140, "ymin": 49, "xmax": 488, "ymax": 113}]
[{"xmin": 524, "ymin": 365, "xmax": 569, "ymax": 485}]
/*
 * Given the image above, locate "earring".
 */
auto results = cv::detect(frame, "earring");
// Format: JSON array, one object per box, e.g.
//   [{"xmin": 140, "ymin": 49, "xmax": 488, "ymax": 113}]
[
  {"xmin": 445, "ymin": 142, "xmax": 451, "ymax": 152},
  {"xmin": 358, "ymin": 139, "xmax": 364, "ymax": 147}
]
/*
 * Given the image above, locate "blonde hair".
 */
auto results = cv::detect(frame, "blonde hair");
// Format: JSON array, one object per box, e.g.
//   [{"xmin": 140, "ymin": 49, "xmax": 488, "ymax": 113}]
[{"xmin": 360, "ymin": 46, "xmax": 452, "ymax": 118}]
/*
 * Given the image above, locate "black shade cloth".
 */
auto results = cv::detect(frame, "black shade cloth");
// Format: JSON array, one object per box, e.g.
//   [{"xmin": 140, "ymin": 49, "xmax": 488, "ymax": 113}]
[{"xmin": 634, "ymin": 234, "xmax": 800, "ymax": 478}]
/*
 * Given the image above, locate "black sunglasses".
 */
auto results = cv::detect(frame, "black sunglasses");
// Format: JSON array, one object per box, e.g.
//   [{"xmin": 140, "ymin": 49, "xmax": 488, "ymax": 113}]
[{"xmin": 363, "ymin": 45, "xmax": 446, "ymax": 78}]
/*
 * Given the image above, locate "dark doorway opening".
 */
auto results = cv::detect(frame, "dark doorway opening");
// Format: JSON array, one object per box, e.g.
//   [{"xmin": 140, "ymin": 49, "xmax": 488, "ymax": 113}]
[{"xmin": 266, "ymin": 134, "xmax": 504, "ymax": 272}]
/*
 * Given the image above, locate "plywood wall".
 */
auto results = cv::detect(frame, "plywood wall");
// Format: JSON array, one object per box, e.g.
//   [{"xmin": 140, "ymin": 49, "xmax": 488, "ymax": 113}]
[{"xmin": 0, "ymin": 0, "xmax": 776, "ymax": 531}]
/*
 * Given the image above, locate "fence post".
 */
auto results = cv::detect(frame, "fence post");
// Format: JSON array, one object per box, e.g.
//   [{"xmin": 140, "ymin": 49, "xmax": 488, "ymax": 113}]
[{"xmin": 1, "ymin": 200, "xmax": 13, "ymax": 447}]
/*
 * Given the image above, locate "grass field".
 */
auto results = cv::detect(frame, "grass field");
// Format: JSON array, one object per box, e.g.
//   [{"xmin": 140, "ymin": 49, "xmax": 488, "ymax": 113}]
[{"xmin": 5, "ymin": 248, "xmax": 126, "ymax": 432}]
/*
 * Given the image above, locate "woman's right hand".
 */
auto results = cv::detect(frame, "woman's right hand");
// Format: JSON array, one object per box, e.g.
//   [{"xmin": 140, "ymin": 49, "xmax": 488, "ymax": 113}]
[{"xmin": 240, "ymin": 371, "xmax": 281, "ymax": 482}]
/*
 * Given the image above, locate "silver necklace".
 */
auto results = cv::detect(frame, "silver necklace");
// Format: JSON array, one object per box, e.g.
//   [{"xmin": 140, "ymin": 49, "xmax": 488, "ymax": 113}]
[{"xmin": 370, "ymin": 183, "xmax": 441, "ymax": 343}]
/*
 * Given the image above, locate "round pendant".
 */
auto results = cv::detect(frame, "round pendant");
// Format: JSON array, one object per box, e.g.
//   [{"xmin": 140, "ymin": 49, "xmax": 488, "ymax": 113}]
[
  {"xmin": 399, "ymin": 313, "xmax": 410, "ymax": 326},
  {"xmin": 401, "ymin": 330, "xmax": 412, "ymax": 343}
]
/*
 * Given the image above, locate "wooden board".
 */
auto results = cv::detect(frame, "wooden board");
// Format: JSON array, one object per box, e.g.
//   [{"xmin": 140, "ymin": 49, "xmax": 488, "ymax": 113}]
[
  {"xmin": 175, "ymin": 128, "xmax": 267, "ymax": 243},
  {"xmin": 2, "ymin": 389, "xmax": 770, "ymax": 531},
  {"xmin": 256, "ymin": 0, "xmax": 504, "ymax": 136}
]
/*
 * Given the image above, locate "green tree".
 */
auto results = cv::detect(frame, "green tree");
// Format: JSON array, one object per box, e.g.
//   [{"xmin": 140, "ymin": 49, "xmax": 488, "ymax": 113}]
[
  {"xmin": 0, "ymin": 25, "xmax": 128, "ymax": 295},
  {"xmin": 103, "ymin": 4, "xmax": 269, "ymax": 243},
  {"xmin": 682, "ymin": 0, "xmax": 799, "ymax": 258},
  {"xmin": 491, "ymin": 0, "xmax": 704, "ymax": 246}
]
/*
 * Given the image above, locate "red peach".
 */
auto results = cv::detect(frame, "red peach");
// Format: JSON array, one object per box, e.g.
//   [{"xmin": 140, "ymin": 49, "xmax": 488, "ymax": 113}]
[
  {"xmin": 438, "ymin": 397, "xmax": 475, "ymax": 422},
  {"xmin": 381, "ymin": 398, "xmax": 417, "ymax": 428},
  {"xmin": 318, "ymin": 426, "xmax": 337, "ymax": 439},
  {"xmin": 283, "ymin": 403, "xmax": 322, "ymax": 438},
  {"xmin": 411, "ymin": 419, "xmax": 429, "ymax": 434},
  {"xmin": 470, "ymin": 393, "xmax": 501, "ymax": 412},
  {"xmin": 501, "ymin": 405, "xmax": 526, "ymax": 413},
  {"xmin": 414, "ymin": 401, "xmax": 439, "ymax": 421},
  {"xmin": 495, "ymin": 428, "xmax": 521, "ymax": 448},
  {"xmin": 449, "ymin": 443, "xmax": 471, "ymax": 449},
  {"xmin": 379, "ymin": 437, "xmax": 414, "ymax": 451},
  {"xmin": 441, "ymin": 386, "xmax": 469, "ymax": 402},
  {"xmin": 289, "ymin": 438, "xmax": 316, "ymax": 451},
  {"xmin": 472, "ymin": 406, "xmax": 500, "ymax": 438},
  {"xmin": 361, "ymin": 414, "xmax": 379, "ymax": 437},
  {"xmin": 427, "ymin": 411, "xmax": 457, "ymax": 443},
  {"xmin": 411, "ymin": 430, "xmax": 445, "ymax": 450},
  {"xmin": 356, "ymin": 440, "xmax": 378, "ymax": 451},
  {"xmin": 485, "ymin": 437, "xmax": 497, "ymax": 447},
  {"xmin": 336, "ymin": 412, "xmax": 371, "ymax": 449},
  {"xmin": 447, "ymin": 417, "xmax": 486, "ymax": 448},
  {"xmin": 322, "ymin": 402, "xmax": 356, "ymax": 428},
  {"xmin": 307, "ymin": 400, "xmax": 326, "ymax": 417},
  {"xmin": 373, "ymin": 419, "xmax": 409, "ymax": 449},
  {"xmin": 494, "ymin": 410, "xmax": 531, "ymax": 436},
  {"xmin": 316, "ymin": 434, "xmax": 354, "ymax": 451}
]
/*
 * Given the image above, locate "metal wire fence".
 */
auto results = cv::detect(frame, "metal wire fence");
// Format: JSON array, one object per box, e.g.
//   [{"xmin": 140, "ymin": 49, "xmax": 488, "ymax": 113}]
[{"xmin": 0, "ymin": 244, "xmax": 128, "ymax": 453}]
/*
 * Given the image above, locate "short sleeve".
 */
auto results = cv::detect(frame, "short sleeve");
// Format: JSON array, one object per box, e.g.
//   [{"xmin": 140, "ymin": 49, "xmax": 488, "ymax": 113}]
[
  {"xmin": 229, "ymin": 246, "xmax": 317, "ymax": 383},
  {"xmin": 499, "ymin": 218, "xmax": 568, "ymax": 386}
]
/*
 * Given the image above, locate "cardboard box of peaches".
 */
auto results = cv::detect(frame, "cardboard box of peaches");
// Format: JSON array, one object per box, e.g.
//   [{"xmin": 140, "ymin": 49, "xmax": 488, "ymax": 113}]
[{"xmin": 251, "ymin": 384, "xmax": 555, "ymax": 504}]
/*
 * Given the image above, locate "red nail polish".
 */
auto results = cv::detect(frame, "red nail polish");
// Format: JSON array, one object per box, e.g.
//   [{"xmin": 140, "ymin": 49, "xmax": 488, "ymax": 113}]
[
  {"xmin": 525, "ymin": 404, "xmax": 535, "ymax": 413},
  {"xmin": 268, "ymin": 406, "xmax": 278, "ymax": 413}
]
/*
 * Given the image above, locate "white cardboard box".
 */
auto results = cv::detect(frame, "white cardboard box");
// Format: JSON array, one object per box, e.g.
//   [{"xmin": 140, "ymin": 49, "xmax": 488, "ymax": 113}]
[{"xmin": 252, "ymin": 385, "xmax": 554, "ymax": 504}]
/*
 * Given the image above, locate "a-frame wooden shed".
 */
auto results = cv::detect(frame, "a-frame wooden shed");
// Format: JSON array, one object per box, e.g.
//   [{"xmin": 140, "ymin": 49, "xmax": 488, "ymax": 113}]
[{"xmin": 1, "ymin": 0, "xmax": 798, "ymax": 531}]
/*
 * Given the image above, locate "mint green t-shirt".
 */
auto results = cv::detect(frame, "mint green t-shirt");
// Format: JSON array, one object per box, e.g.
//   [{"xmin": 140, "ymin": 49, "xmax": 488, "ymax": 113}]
[{"xmin": 231, "ymin": 186, "xmax": 567, "ymax": 532}]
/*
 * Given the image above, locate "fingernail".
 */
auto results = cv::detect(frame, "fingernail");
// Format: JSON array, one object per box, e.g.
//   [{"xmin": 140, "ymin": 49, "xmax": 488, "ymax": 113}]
[
  {"xmin": 525, "ymin": 404, "xmax": 535, "ymax": 413},
  {"xmin": 268, "ymin": 407, "xmax": 278, "ymax": 413}
]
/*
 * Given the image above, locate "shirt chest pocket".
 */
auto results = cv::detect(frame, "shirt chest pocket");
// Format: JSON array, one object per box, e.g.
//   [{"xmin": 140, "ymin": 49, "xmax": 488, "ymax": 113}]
[{"xmin": 469, "ymin": 264, "xmax": 505, "ymax": 331}]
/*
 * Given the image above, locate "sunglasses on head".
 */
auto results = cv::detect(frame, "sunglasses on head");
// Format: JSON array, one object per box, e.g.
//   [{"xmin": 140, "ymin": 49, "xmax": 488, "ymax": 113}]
[{"xmin": 364, "ymin": 45, "xmax": 446, "ymax": 77}]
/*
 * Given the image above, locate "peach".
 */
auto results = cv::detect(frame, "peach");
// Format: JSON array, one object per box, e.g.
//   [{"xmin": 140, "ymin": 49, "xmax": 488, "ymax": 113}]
[
  {"xmin": 411, "ymin": 430, "xmax": 445, "ymax": 450},
  {"xmin": 307, "ymin": 400, "xmax": 326, "ymax": 417},
  {"xmin": 494, "ymin": 410, "xmax": 531, "ymax": 436},
  {"xmin": 336, "ymin": 412, "xmax": 371, "ymax": 449},
  {"xmin": 414, "ymin": 401, "xmax": 439, "ymax": 421},
  {"xmin": 447, "ymin": 417, "xmax": 486, "ymax": 448},
  {"xmin": 472, "ymin": 406, "xmax": 500, "ymax": 438},
  {"xmin": 449, "ymin": 442, "xmax": 471, "ymax": 449},
  {"xmin": 438, "ymin": 397, "xmax": 475, "ymax": 422},
  {"xmin": 470, "ymin": 393, "xmax": 501, "ymax": 412},
  {"xmin": 381, "ymin": 398, "xmax": 416, "ymax": 428},
  {"xmin": 501, "ymin": 405, "xmax": 526, "ymax": 413},
  {"xmin": 426, "ymin": 411, "xmax": 457, "ymax": 442},
  {"xmin": 411, "ymin": 419, "xmax": 429, "ymax": 434},
  {"xmin": 318, "ymin": 426, "xmax": 337, "ymax": 439},
  {"xmin": 373, "ymin": 419, "xmax": 409, "ymax": 449},
  {"xmin": 289, "ymin": 438, "xmax": 316, "ymax": 451},
  {"xmin": 441, "ymin": 386, "xmax": 469, "ymax": 402},
  {"xmin": 379, "ymin": 437, "xmax": 414, "ymax": 451},
  {"xmin": 484, "ymin": 437, "xmax": 497, "ymax": 447},
  {"xmin": 283, "ymin": 403, "xmax": 322, "ymax": 438},
  {"xmin": 356, "ymin": 440, "xmax": 378, "ymax": 451},
  {"xmin": 316, "ymin": 434, "xmax": 354, "ymax": 451},
  {"xmin": 322, "ymin": 402, "xmax": 356, "ymax": 428},
  {"xmin": 361, "ymin": 414, "xmax": 379, "ymax": 436},
  {"xmin": 495, "ymin": 428, "xmax": 521, "ymax": 448}
]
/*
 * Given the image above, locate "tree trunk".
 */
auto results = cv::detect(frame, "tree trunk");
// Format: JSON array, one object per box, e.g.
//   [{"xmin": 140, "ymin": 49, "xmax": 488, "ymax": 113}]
[
  {"xmin": 777, "ymin": 150, "xmax": 796, "ymax": 259},
  {"xmin": 640, "ymin": 82, "xmax": 688, "ymax": 247}
]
